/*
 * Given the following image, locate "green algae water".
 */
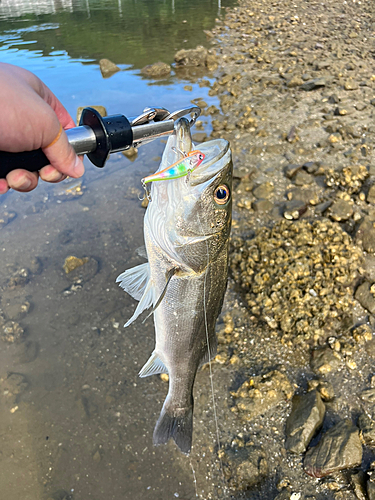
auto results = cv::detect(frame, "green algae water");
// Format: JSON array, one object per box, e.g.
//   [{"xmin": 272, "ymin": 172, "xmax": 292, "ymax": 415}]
[{"xmin": 0, "ymin": 1, "xmax": 236, "ymax": 499}]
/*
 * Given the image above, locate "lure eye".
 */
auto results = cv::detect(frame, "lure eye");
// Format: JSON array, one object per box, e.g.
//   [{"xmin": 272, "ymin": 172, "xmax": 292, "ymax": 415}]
[
  {"xmin": 214, "ymin": 184, "xmax": 230, "ymax": 205},
  {"xmin": 198, "ymin": 154, "xmax": 204, "ymax": 161}
]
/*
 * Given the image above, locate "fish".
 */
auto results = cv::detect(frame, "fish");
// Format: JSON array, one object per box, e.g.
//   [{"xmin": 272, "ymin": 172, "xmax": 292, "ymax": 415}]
[{"xmin": 116, "ymin": 117, "xmax": 232, "ymax": 453}]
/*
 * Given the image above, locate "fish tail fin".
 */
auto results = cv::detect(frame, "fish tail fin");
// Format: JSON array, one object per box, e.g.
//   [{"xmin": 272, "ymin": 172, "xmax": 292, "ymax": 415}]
[{"xmin": 153, "ymin": 399, "xmax": 194, "ymax": 455}]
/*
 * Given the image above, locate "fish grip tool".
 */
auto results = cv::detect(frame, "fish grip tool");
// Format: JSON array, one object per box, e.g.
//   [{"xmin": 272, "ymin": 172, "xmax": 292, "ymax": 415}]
[{"xmin": 0, "ymin": 105, "xmax": 201, "ymax": 177}]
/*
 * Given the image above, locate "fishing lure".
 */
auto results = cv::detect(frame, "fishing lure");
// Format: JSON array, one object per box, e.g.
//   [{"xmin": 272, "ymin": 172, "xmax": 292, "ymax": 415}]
[{"xmin": 141, "ymin": 149, "xmax": 205, "ymax": 200}]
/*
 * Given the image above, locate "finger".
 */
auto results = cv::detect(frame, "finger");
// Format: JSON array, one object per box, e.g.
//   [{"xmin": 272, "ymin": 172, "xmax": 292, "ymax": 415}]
[
  {"xmin": 6, "ymin": 170, "xmax": 39, "ymax": 192},
  {"xmin": 39, "ymin": 164, "xmax": 67, "ymax": 183},
  {"xmin": 43, "ymin": 129, "xmax": 85, "ymax": 179},
  {"xmin": 0, "ymin": 179, "xmax": 9, "ymax": 195}
]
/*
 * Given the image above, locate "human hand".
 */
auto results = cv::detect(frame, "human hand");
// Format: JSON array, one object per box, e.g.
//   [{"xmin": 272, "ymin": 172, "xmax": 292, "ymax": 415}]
[{"xmin": 0, "ymin": 63, "xmax": 84, "ymax": 194}]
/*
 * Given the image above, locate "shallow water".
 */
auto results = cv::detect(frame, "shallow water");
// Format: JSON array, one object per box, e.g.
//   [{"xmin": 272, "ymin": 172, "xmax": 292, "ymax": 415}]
[{"xmin": 0, "ymin": 1, "xmax": 236, "ymax": 498}]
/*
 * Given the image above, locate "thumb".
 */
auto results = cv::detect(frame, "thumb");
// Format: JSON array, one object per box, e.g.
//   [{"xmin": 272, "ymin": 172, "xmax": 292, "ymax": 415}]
[{"xmin": 42, "ymin": 126, "xmax": 85, "ymax": 178}]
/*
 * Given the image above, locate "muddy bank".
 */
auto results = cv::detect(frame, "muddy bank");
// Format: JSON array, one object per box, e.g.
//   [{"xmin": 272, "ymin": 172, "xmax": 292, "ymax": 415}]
[{"xmin": 194, "ymin": 0, "xmax": 375, "ymax": 498}]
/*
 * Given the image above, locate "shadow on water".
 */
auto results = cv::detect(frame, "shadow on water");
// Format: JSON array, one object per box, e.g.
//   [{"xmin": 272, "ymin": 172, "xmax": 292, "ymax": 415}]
[{"xmin": 0, "ymin": 0, "xmax": 237, "ymax": 498}]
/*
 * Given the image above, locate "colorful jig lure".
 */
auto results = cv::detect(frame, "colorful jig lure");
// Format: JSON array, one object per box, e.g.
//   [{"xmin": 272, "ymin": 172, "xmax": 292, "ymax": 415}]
[{"xmin": 141, "ymin": 149, "xmax": 205, "ymax": 201}]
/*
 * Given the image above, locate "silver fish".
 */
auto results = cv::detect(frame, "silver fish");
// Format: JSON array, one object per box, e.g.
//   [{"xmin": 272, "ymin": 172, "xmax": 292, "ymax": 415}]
[{"xmin": 117, "ymin": 117, "xmax": 232, "ymax": 453}]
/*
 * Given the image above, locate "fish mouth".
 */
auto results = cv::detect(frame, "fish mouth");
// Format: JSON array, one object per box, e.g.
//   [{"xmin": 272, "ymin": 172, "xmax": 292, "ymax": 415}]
[{"xmin": 189, "ymin": 139, "xmax": 231, "ymax": 186}]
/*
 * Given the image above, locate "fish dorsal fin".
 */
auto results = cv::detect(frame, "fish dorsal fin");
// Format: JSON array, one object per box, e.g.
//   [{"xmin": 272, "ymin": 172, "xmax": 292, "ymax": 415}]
[
  {"xmin": 139, "ymin": 351, "xmax": 168, "ymax": 378},
  {"xmin": 124, "ymin": 280, "xmax": 153, "ymax": 327},
  {"xmin": 142, "ymin": 267, "xmax": 177, "ymax": 324},
  {"xmin": 116, "ymin": 262, "xmax": 150, "ymax": 301}
]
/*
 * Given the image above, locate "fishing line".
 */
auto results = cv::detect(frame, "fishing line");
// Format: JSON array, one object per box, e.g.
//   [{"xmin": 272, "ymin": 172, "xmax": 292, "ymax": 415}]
[
  {"xmin": 189, "ymin": 457, "xmax": 199, "ymax": 498},
  {"xmin": 196, "ymin": 211, "xmax": 228, "ymax": 499}
]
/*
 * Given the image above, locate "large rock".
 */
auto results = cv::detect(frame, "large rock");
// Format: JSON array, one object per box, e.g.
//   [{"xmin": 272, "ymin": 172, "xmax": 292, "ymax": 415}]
[
  {"xmin": 174, "ymin": 46, "xmax": 208, "ymax": 67},
  {"xmin": 355, "ymin": 282, "xmax": 375, "ymax": 315},
  {"xmin": 285, "ymin": 390, "xmax": 326, "ymax": 454},
  {"xmin": 99, "ymin": 58, "xmax": 120, "ymax": 78},
  {"xmin": 140, "ymin": 61, "xmax": 171, "ymax": 78},
  {"xmin": 304, "ymin": 419, "xmax": 362, "ymax": 478}
]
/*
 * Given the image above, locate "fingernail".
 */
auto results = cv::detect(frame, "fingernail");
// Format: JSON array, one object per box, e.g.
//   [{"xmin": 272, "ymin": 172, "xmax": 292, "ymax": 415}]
[
  {"xmin": 19, "ymin": 179, "xmax": 32, "ymax": 190},
  {"xmin": 73, "ymin": 156, "xmax": 84, "ymax": 176}
]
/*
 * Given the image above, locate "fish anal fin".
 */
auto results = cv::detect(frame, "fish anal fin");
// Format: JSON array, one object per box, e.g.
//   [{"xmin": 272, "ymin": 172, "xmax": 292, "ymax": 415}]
[{"xmin": 139, "ymin": 351, "xmax": 168, "ymax": 378}]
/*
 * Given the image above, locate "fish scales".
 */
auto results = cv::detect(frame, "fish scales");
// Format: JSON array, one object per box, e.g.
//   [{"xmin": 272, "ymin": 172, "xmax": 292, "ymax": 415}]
[{"xmin": 117, "ymin": 117, "xmax": 232, "ymax": 453}]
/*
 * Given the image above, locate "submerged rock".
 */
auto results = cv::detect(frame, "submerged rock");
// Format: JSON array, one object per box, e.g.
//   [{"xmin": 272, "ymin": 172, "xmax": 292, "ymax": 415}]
[
  {"xmin": 1, "ymin": 321, "xmax": 25, "ymax": 343},
  {"xmin": 304, "ymin": 419, "xmax": 362, "ymax": 478},
  {"xmin": 221, "ymin": 444, "xmax": 268, "ymax": 490},
  {"xmin": 76, "ymin": 105, "xmax": 107, "ymax": 125},
  {"xmin": 285, "ymin": 390, "xmax": 325, "ymax": 454}
]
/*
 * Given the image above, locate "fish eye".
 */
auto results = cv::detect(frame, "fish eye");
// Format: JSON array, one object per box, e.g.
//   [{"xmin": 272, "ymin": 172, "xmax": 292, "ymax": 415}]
[{"xmin": 214, "ymin": 184, "xmax": 230, "ymax": 205}]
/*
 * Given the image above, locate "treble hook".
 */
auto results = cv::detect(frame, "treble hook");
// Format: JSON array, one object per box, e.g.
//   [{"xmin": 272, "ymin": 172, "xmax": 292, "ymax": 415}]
[
  {"xmin": 139, "ymin": 179, "xmax": 152, "ymax": 202},
  {"xmin": 171, "ymin": 146, "xmax": 187, "ymax": 158}
]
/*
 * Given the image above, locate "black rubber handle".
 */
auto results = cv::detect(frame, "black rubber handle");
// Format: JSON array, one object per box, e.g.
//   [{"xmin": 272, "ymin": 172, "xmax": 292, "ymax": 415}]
[
  {"xmin": 0, "ymin": 149, "xmax": 49, "ymax": 177},
  {"xmin": 0, "ymin": 107, "xmax": 133, "ymax": 177}
]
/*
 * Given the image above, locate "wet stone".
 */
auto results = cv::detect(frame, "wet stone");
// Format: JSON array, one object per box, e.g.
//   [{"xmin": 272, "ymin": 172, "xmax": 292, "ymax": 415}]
[
  {"xmin": 285, "ymin": 390, "xmax": 326, "ymax": 454},
  {"xmin": 307, "ymin": 380, "xmax": 335, "ymax": 402},
  {"xmin": 64, "ymin": 256, "xmax": 98, "ymax": 284},
  {"xmin": 358, "ymin": 413, "xmax": 375, "ymax": 446},
  {"xmin": 367, "ymin": 185, "xmax": 375, "ymax": 205},
  {"xmin": 300, "ymin": 77, "xmax": 327, "ymax": 91},
  {"xmin": 192, "ymin": 132, "xmax": 207, "ymax": 143},
  {"xmin": 349, "ymin": 471, "xmax": 367, "ymax": 500},
  {"xmin": 253, "ymin": 182, "xmax": 274, "ymax": 199},
  {"xmin": 7, "ymin": 267, "xmax": 30, "ymax": 288},
  {"xmin": 174, "ymin": 45, "xmax": 208, "ymax": 67},
  {"xmin": 252, "ymin": 199, "xmax": 274, "ymax": 212},
  {"xmin": 310, "ymin": 346, "xmax": 342, "ymax": 375},
  {"xmin": 355, "ymin": 282, "xmax": 375, "ymax": 315},
  {"xmin": 232, "ymin": 370, "xmax": 293, "ymax": 420},
  {"xmin": 140, "ymin": 61, "xmax": 171, "ymax": 78},
  {"xmin": 362, "ymin": 227, "xmax": 375, "ymax": 253},
  {"xmin": 99, "ymin": 58, "xmax": 120, "ymax": 78},
  {"xmin": 293, "ymin": 170, "xmax": 314, "ymax": 186},
  {"xmin": 368, "ymin": 475, "xmax": 375, "ymax": 500},
  {"xmin": 122, "ymin": 147, "xmax": 138, "ymax": 160},
  {"xmin": 285, "ymin": 164, "xmax": 302, "ymax": 179},
  {"xmin": 304, "ymin": 419, "xmax": 362, "ymax": 478},
  {"xmin": 328, "ymin": 199, "xmax": 353, "ymax": 222},
  {"xmin": 4, "ymin": 301, "xmax": 30, "ymax": 321},
  {"xmin": 16, "ymin": 341, "xmax": 39, "ymax": 364},
  {"xmin": 283, "ymin": 200, "xmax": 307, "ymax": 221},
  {"xmin": 1, "ymin": 372, "xmax": 28, "ymax": 405},
  {"xmin": 1, "ymin": 321, "xmax": 25, "ymax": 343},
  {"xmin": 221, "ymin": 444, "xmax": 268, "ymax": 490}
]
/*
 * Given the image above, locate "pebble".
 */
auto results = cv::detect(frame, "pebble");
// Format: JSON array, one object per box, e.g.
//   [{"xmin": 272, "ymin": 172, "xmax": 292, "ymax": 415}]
[
  {"xmin": 358, "ymin": 413, "xmax": 375, "ymax": 446},
  {"xmin": 1, "ymin": 321, "xmax": 25, "ymax": 343},
  {"xmin": 285, "ymin": 390, "xmax": 325, "ymax": 454},
  {"xmin": 310, "ymin": 347, "xmax": 342, "ymax": 375},
  {"xmin": 355, "ymin": 282, "xmax": 375, "ymax": 315},
  {"xmin": 76, "ymin": 105, "xmax": 106, "ymax": 125},
  {"xmin": 328, "ymin": 199, "xmax": 354, "ymax": 222},
  {"xmin": 304, "ymin": 419, "xmax": 362, "ymax": 478},
  {"xmin": 307, "ymin": 380, "xmax": 335, "ymax": 402}
]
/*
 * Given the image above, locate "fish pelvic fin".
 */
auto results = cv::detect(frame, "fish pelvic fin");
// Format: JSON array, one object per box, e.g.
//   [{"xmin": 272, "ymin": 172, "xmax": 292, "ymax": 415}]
[
  {"xmin": 116, "ymin": 262, "xmax": 150, "ymax": 301},
  {"xmin": 123, "ymin": 280, "xmax": 153, "ymax": 327},
  {"xmin": 139, "ymin": 351, "xmax": 168, "ymax": 378},
  {"xmin": 153, "ymin": 399, "xmax": 194, "ymax": 455}
]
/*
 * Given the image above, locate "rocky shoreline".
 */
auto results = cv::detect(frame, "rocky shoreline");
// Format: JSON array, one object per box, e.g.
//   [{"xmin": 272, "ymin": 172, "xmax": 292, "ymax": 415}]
[{"xmin": 193, "ymin": 0, "xmax": 375, "ymax": 498}]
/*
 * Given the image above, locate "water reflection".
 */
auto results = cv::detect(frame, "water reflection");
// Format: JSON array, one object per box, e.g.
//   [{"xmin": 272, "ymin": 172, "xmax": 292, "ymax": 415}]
[
  {"xmin": 0, "ymin": 0, "xmax": 235, "ymax": 498},
  {"xmin": 0, "ymin": 0, "xmax": 235, "ymax": 68}
]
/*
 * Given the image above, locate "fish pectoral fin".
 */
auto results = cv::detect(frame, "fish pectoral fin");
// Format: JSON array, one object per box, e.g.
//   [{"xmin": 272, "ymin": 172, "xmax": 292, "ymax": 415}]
[
  {"xmin": 135, "ymin": 245, "xmax": 147, "ymax": 259},
  {"xmin": 116, "ymin": 262, "xmax": 150, "ymax": 301},
  {"xmin": 142, "ymin": 267, "xmax": 177, "ymax": 324},
  {"xmin": 124, "ymin": 280, "xmax": 153, "ymax": 328},
  {"xmin": 139, "ymin": 351, "xmax": 168, "ymax": 378}
]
